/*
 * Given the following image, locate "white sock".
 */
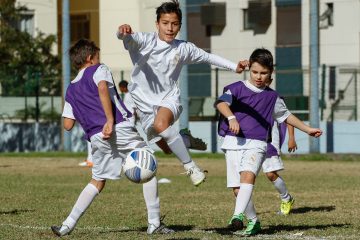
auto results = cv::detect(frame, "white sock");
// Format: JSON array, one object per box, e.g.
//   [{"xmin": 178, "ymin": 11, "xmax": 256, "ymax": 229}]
[
  {"xmin": 181, "ymin": 134, "xmax": 191, "ymax": 148},
  {"xmin": 273, "ymin": 177, "xmax": 290, "ymax": 201},
  {"xmin": 62, "ymin": 183, "xmax": 99, "ymax": 229},
  {"xmin": 143, "ymin": 177, "xmax": 160, "ymax": 226},
  {"xmin": 244, "ymin": 198, "xmax": 258, "ymax": 222},
  {"xmin": 234, "ymin": 183, "xmax": 253, "ymax": 215},
  {"xmin": 159, "ymin": 126, "xmax": 193, "ymax": 168}
]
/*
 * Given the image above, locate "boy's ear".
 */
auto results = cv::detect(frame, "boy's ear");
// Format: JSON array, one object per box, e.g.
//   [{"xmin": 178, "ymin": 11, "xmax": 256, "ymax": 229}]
[{"xmin": 86, "ymin": 55, "xmax": 92, "ymax": 63}]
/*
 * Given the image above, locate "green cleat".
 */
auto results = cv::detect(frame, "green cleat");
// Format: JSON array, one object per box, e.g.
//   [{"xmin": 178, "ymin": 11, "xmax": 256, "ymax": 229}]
[
  {"xmin": 242, "ymin": 220, "xmax": 261, "ymax": 236},
  {"xmin": 280, "ymin": 196, "xmax": 295, "ymax": 215},
  {"xmin": 228, "ymin": 213, "xmax": 245, "ymax": 231}
]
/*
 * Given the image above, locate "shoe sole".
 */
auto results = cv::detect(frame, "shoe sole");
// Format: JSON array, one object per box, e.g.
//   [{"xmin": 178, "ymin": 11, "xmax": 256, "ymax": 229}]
[{"xmin": 193, "ymin": 176, "xmax": 206, "ymax": 186}]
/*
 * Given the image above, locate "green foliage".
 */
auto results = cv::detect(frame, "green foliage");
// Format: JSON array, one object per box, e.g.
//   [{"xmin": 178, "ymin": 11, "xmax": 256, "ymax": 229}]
[{"xmin": 0, "ymin": 0, "xmax": 61, "ymax": 96}]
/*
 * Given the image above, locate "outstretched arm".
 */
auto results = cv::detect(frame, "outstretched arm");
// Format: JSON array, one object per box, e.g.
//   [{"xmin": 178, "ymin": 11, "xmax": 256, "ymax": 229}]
[
  {"xmin": 216, "ymin": 102, "xmax": 239, "ymax": 135},
  {"xmin": 285, "ymin": 114, "xmax": 322, "ymax": 138},
  {"xmin": 98, "ymin": 80, "xmax": 114, "ymax": 139},
  {"xmin": 116, "ymin": 24, "xmax": 134, "ymax": 39},
  {"xmin": 287, "ymin": 124, "xmax": 297, "ymax": 152}
]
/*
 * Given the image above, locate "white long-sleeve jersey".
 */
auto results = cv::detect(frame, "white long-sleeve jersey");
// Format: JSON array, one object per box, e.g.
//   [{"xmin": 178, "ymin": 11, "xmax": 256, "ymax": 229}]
[{"xmin": 118, "ymin": 31, "xmax": 238, "ymax": 113}]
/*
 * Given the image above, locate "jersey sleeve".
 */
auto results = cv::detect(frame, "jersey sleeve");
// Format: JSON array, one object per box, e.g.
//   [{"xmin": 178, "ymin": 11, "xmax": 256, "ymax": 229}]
[
  {"xmin": 273, "ymin": 97, "xmax": 291, "ymax": 123},
  {"xmin": 180, "ymin": 42, "xmax": 237, "ymax": 71},
  {"xmin": 118, "ymin": 32, "xmax": 146, "ymax": 51},
  {"xmin": 62, "ymin": 101, "xmax": 75, "ymax": 119},
  {"xmin": 93, "ymin": 64, "xmax": 114, "ymax": 87},
  {"xmin": 214, "ymin": 89, "xmax": 233, "ymax": 106}
]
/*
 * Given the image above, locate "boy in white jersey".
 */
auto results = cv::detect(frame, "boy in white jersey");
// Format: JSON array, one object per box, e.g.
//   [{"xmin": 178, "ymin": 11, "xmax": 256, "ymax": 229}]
[
  {"xmin": 51, "ymin": 39, "xmax": 173, "ymax": 236},
  {"xmin": 215, "ymin": 48, "xmax": 322, "ymax": 236},
  {"xmin": 116, "ymin": 0, "xmax": 245, "ymax": 186}
]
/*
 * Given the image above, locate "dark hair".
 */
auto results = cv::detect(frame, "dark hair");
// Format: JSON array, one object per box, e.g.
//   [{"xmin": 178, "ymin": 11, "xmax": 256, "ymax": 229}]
[
  {"xmin": 69, "ymin": 39, "xmax": 100, "ymax": 70},
  {"xmin": 249, "ymin": 48, "xmax": 274, "ymax": 72},
  {"xmin": 119, "ymin": 80, "xmax": 128, "ymax": 88},
  {"xmin": 156, "ymin": 0, "xmax": 182, "ymax": 24}
]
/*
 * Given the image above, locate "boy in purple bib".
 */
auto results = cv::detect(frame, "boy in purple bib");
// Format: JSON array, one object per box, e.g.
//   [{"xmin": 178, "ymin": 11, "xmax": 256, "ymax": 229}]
[
  {"xmin": 51, "ymin": 39, "xmax": 173, "ymax": 237},
  {"xmin": 215, "ymin": 48, "xmax": 322, "ymax": 236}
]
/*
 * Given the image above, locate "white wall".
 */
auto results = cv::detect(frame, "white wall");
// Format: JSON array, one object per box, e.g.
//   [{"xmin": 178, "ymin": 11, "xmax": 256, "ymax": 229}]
[{"xmin": 17, "ymin": 0, "xmax": 58, "ymax": 54}]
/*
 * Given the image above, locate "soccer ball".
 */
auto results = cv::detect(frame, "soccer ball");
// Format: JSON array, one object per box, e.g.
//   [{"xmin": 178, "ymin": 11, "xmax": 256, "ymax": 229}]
[{"xmin": 122, "ymin": 149, "xmax": 157, "ymax": 183}]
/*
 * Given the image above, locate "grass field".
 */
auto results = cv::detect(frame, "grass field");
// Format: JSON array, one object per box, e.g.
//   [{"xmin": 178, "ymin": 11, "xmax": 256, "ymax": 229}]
[{"xmin": 1, "ymin": 153, "xmax": 360, "ymax": 239}]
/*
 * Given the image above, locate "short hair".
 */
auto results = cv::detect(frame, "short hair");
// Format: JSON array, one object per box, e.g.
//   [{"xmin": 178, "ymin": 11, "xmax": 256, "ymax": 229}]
[
  {"xmin": 156, "ymin": 0, "xmax": 182, "ymax": 24},
  {"xmin": 69, "ymin": 39, "xmax": 100, "ymax": 70},
  {"xmin": 249, "ymin": 48, "xmax": 274, "ymax": 72},
  {"xmin": 119, "ymin": 80, "xmax": 128, "ymax": 88}
]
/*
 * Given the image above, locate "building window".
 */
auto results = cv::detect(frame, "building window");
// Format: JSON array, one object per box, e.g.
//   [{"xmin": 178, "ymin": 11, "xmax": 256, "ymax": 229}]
[
  {"xmin": 70, "ymin": 14, "xmax": 90, "ymax": 43},
  {"xmin": 10, "ymin": 10, "xmax": 34, "ymax": 36},
  {"xmin": 242, "ymin": 0, "xmax": 271, "ymax": 34},
  {"xmin": 243, "ymin": 9, "xmax": 255, "ymax": 30}
]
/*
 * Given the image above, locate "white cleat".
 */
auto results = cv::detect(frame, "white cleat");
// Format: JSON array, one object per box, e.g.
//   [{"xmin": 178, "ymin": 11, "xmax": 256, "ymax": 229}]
[
  {"xmin": 147, "ymin": 223, "xmax": 175, "ymax": 234},
  {"xmin": 51, "ymin": 224, "xmax": 73, "ymax": 237},
  {"xmin": 186, "ymin": 166, "xmax": 206, "ymax": 186}
]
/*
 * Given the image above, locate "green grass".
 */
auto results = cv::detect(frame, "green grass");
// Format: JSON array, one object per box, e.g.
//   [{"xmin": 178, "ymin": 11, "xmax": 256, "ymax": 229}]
[{"xmin": 1, "ymin": 155, "xmax": 360, "ymax": 239}]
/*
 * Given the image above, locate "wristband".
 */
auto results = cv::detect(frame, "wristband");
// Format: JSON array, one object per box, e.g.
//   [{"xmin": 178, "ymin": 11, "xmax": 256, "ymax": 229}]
[{"xmin": 227, "ymin": 115, "xmax": 236, "ymax": 121}]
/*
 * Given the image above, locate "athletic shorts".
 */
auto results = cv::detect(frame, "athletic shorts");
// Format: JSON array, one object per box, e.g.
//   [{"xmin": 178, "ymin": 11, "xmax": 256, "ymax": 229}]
[
  {"xmin": 262, "ymin": 155, "xmax": 284, "ymax": 173},
  {"xmin": 136, "ymin": 94, "xmax": 182, "ymax": 144},
  {"xmin": 225, "ymin": 148, "xmax": 266, "ymax": 188},
  {"xmin": 90, "ymin": 120, "xmax": 153, "ymax": 181}
]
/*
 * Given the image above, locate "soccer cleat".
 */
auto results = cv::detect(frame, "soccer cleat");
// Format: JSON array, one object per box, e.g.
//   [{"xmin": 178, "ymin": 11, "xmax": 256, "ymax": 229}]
[
  {"xmin": 280, "ymin": 196, "xmax": 295, "ymax": 215},
  {"xmin": 242, "ymin": 220, "xmax": 261, "ymax": 236},
  {"xmin": 179, "ymin": 128, "xmax": 207, "ymax": 151},
  {"xmin": 228, "ymin": 213, "xmax": 244, "ymax": 231},
  {"xmin": 78, "ymin": 160, "xmax": 93, "ymax": 167},
  {"xmin": 51, "ymin": 225, "xmax": 73, "ymax": 237},
  {"xmin": 147, "ymin": 223, "xmax": 175, "ymax": 235},
  {"xmin": 186, "ymin": 166, "xmax": 206, "ymax": 186}
]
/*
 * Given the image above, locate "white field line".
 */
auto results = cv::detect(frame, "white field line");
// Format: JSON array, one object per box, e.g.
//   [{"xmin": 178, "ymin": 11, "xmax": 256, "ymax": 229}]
[{"xmin": 0, "ymin": 224, "xmax": 356, "ymax": 239}]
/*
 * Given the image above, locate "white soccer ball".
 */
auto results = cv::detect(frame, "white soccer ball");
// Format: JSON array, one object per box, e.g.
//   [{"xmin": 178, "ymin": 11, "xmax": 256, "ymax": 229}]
[{"xmin": 122, "ymin": 149, "xmax": 157, "ymax": 183}]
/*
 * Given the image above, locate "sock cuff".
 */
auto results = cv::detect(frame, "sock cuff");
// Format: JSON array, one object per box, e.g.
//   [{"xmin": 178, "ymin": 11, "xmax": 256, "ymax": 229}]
[
  {"xmin": 240, "ymin": 183, "xmax": 254, "ymax": 189},
  {"xmin": 158, "ymin": 126, "xmax": 178, "ymax": 143},
  {"xmin": 87, "ymin": 183, "xmax": 100, "ymax": 195}
]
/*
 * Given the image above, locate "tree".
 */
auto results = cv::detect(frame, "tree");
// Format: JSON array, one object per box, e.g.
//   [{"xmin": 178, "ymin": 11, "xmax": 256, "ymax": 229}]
[{"xmin": 0, "ymin": 0, "xmax": 61, "ymax": 96}]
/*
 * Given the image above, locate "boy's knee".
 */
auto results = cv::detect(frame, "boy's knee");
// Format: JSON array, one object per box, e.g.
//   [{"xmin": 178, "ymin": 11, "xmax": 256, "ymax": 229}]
[
  {"xmin": 266, "ymin": 172, "xmax": 278, "ymax": 182},
  {"xmin": 153, "ymin": 120, "xmax": 169, "ymax": 133},
  {"xmin": 90, "ymin": 179, "xmax": 106, "ymax": 192}
]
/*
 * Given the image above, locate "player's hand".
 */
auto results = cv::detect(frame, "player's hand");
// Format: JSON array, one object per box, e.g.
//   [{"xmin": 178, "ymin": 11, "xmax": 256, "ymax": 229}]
[
  {"xmin": 288, "ymin": 138, "xmax": 298, "ymax": 153},
  {"xmin": 102, "ymin": 121, "xmax": 114, "ymax": 140},
  {"xmin": 308, "ymin": 128, "xmax": 322, "ymax": 138},
  {"xmin": 235, "ymin": 60, "xmax": 249, "ymax": 73},
  {"xmin": 118, "ymin": 24, "xmax": 133, "ymax": 36},
  {"xmin": 229, "ymin": 118, "xmax": 240, "ymax": 135}
]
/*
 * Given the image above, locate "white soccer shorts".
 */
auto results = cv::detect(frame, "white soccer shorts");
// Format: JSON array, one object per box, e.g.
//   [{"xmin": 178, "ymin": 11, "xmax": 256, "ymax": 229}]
[
  {"xmin": 262, "ymin": 155, "xmax": 284, "ymax": 173},
  {"xmin": 225, "ymin": 148, "xmax": 266, "ymax": 188},
  {"xmin": 90, "ymin": 120, "xmax": 153, "ymax": 181},
  {"xmin": 136, "ymin": 94, "xmax": 182, "ymax": 144}
]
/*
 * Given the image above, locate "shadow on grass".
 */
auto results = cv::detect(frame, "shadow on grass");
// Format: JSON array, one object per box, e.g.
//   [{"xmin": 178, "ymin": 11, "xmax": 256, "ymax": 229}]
[
  {"xmin": 262, "ymin": 223, "xmax": 350, "ymax": 234},
  {"xmin": 0, "ymin": 165, "xmax": 12, "ymax": 168},
  {"xmin": 98, "ymin": 224, "xmax": 195, "ymax": 234},
  {"xmin": 202, "ymin": 226, "xmax": 234, "ymax": 236},
  {"xmin": 0, "ymin": 209, "xmax": 35, "ymax": 215},
  {"xmin": 292, "ymin": 205, "xmax": 336, "ymax": 214}
]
